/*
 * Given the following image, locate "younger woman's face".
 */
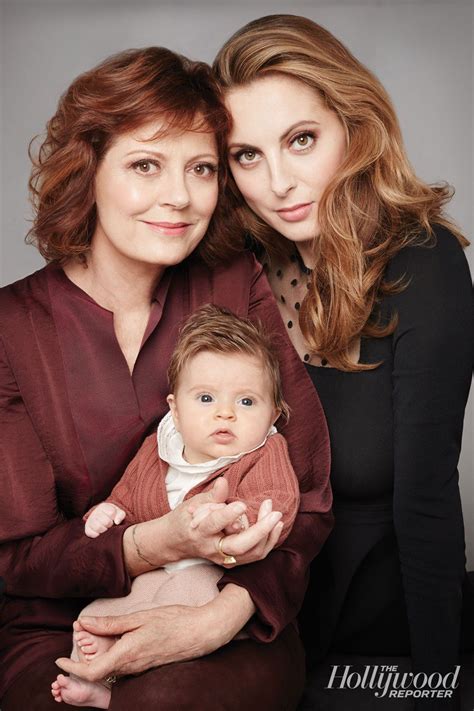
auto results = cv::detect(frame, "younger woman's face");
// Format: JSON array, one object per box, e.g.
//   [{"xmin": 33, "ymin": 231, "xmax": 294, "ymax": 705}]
[{"xmin": 226, "ymin": 75, "xmax": 347, "ymax": 266}]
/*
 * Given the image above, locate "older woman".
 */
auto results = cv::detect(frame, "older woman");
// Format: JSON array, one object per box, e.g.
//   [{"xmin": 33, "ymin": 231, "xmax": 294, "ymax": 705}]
[
  {"xmin": 0, "ymin": 47, "xmax": 332, "ymax": 710},
  {"xmin": 214, "ymin": 14, "xmax": 474, "ymax": 709}
]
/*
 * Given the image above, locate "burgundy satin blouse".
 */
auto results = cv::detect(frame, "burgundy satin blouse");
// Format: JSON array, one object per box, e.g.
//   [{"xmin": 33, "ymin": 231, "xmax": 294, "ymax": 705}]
[{"xmin": 0, "ymin": 251, "xmax": 332, "ymax": 696}]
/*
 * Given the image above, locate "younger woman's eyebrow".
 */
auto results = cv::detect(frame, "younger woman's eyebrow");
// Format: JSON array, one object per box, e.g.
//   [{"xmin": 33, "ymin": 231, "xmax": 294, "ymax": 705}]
[
  {"xmin": 278, "ymin": 120, "xmax": 320, "ymax": 142},
  {"xmin": 228, "ymin": 120, "xmax": 320, "ymax": 150}
]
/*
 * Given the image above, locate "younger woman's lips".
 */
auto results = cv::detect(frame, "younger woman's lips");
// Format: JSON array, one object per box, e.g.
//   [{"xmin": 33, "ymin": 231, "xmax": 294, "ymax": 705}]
[{"xmin": 276, "ymin": 202, "xmax": 313, "ymax": 222}]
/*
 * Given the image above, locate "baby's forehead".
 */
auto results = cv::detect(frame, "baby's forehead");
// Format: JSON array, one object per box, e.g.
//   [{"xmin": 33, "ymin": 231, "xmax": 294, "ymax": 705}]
[{"xmin": 181, "ymin": 349, "xmax": 272, "ymax": 385}]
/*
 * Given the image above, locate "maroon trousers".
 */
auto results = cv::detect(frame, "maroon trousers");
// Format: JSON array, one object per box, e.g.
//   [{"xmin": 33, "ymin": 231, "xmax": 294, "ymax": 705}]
[{"xmin": 2, "ymin": 625, "xmax": 305, "ymax": 711}]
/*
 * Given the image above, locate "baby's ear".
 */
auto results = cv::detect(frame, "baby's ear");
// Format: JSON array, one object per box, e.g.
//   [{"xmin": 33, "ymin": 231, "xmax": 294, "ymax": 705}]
[
  {"xmin": 167, "ymin": 394, "xmax": 179, "ymax": 425},
  {"xmin": 272, "ymin": 408, "xmax": 281, "ymax": 425}
]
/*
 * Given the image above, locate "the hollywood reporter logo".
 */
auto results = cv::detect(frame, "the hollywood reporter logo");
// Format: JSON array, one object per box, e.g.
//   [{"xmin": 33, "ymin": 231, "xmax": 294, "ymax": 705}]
[{"xmin": 326, "ymin": 664, "xmax": 460, "ymax": 700}]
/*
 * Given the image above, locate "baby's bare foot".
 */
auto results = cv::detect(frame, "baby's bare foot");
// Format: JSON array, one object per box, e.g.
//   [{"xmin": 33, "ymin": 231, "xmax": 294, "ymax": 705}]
[
  {"xmin": 73, "ymin": 619, "xmax": 116, "ymax": 661},
  {"xmin": 51, "ymin": 674, "xmax": 111, "ymax": 708}
]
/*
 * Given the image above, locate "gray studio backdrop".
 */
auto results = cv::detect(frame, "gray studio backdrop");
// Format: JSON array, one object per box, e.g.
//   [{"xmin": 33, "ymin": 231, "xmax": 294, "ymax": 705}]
[{"xmin": 1, "ymin": 0, "xmax": 473, "ymax": 566}]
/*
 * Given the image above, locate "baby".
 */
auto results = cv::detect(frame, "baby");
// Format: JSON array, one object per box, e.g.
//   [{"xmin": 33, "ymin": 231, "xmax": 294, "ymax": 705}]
[{"xmin": 51, "ymin": 304, "xmax": 300, "ymax": 708}]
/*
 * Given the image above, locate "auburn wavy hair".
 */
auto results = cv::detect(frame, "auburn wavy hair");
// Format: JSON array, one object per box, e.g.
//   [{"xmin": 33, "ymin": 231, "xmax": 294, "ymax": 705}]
[
  {"xmin": 28, "ymin": 46, "xmax": 239, "ymax": 266},
  {"xmin": 213, "ymin": 14, "xmax": 468, "ymax": 371}
]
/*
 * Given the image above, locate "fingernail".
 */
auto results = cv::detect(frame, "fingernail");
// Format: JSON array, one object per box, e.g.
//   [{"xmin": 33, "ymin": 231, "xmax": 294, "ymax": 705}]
[{"xmin": 269, "ymin": 511, "xmax": 282, "ymax": 524}]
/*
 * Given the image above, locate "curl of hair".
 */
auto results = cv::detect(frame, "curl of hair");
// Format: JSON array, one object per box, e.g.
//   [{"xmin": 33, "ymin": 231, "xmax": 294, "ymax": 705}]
[
  {"xmin": 27, "ymin": 46, "xmax": 242, "ymax": 267},
  {"xmin": 213, "ymin": 14, "xmax": 468, "ymax": 371}
]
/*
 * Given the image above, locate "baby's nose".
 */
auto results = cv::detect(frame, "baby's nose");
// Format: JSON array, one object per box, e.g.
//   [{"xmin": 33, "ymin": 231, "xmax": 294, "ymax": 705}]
[{"xmin": 216, "ymin": 404, "xmax": 236, "ymax": 420}]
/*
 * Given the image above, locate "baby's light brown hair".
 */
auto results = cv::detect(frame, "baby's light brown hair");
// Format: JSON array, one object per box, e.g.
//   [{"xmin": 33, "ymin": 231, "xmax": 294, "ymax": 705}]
[{"xmin": 167, "ymin": 304, "xmax": 290, "ymax": 422}]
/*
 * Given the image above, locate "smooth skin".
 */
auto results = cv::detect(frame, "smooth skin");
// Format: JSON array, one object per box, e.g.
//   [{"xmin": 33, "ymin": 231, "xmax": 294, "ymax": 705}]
[
  {"xmin": 226, "ymin": 74, "xmax": 347, "ymax": 268},
  {"xmin": 167, "ymin": 350, "xmax": 280, "ymax": 463}
]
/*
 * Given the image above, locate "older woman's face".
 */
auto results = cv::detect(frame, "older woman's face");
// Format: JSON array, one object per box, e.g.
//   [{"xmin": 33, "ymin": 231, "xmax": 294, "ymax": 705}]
[
  {"xmin": 93, "ymin": 120, "xmax": 219, "ymax": 267},
  {"xmin": 226, "ymin": 75, "xmax": 346, "ymax": 266}
]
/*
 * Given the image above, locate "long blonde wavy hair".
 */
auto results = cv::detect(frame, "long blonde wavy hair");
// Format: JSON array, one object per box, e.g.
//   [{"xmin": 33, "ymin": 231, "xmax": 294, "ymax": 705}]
[{"xmin": 213, "ymin": 14, "xmax": 468, "ymax": 371}]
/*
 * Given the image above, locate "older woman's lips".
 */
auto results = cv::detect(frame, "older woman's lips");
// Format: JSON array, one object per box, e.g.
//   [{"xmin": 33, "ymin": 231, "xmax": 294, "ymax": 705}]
[
  {"xmin": 276, "ymin": 203, "xmax": 313, "ymax": 222},
  {"xmin": 143, "ymin": 221, "xmax": 192, "ymax": 236}
]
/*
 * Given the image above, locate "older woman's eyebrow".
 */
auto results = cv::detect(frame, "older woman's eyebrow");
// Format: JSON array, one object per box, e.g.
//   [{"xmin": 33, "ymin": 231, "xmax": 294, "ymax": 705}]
[
  {"xmin": 124, "ymin": 149, "xmax": 218, "ymax": 160},
  {"xmin": 228, "ymin": 120, "xmax": 320, "ymax": 150}
]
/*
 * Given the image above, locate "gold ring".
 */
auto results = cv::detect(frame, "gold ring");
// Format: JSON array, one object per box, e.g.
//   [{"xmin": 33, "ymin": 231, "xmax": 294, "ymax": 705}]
[{"xmin": 217, "ymin": 536, "xmax": 237, "ymax": 565}]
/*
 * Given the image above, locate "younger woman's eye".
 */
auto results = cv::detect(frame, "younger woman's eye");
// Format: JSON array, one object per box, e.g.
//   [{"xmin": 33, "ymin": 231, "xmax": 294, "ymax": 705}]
[
  {"xmin": 191, "ymin": 163, "xmax": 218, "ymax": 178},
  {"xmin": 233, "ymin": 149, "xmax": 261, "ymax": 166},
  {"xmin": 199, "ymin": 394, "xmax": 214, "ymax": 403},
  {"xmin": 290, "ymin": 132, "xmax": 315, "ymax": 151},
  {"xmin": 240, "ymin": 397, "xmax": 254, "ymax": 407},
  {"xmin": 131, "ymin": 159, "xmax": 160, "ymax": 175}
]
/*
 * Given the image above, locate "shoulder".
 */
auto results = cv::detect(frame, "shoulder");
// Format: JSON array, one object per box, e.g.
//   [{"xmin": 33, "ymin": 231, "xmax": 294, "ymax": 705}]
[
  {"xmin": 0, "ymin": 266, "xmax": 50, "ymax": 325},
  {"xmin": 138, "ymin": 432, "xmax": 160, "ymax": 460},
  {"xmin": 260, "ymin": 433, "xmax": 291, "ymax": 461},
  {"xmin": 384, "ymin": 225, "xmax": 472, "ymax": 313},
  {"xmin": 186, "ymin": 251, "xmax": 261, "ymax": 317},
  {"xmin": 385, "ymin": 224, "xmax": 470, "ymax": 286},
  {"xmin": 384, "ymin": 226, "xmax": 473, "ymax": 357},
  {"xmin": 187, "ymin": 250, "xmax": 259, "ymax": 283}
]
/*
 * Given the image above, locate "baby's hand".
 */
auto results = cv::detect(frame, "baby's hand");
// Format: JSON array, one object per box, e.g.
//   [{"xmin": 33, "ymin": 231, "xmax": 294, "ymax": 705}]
[
  {"xmin": 85, "ymin": 503, "xmax": 126, "ymax": 538},
  {"xmin": 190, "ymin": 502, "xmax": 249, "ymax": 536}
]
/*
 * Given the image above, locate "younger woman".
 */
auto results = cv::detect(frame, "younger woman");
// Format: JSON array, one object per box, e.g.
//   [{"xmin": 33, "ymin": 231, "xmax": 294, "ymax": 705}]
[{"xmin": 214, "ymin": 14, "xmax": 473, "ymax": 708}]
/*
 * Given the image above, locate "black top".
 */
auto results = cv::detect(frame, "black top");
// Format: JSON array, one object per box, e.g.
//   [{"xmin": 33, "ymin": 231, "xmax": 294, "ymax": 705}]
[{"xmin": 299, "ymin": 225, "xmax": 474, "ymax": 678}]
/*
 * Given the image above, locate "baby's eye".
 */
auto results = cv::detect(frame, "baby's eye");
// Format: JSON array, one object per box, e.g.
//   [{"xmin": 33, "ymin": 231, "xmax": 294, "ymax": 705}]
[
  {"xmin": 239, "ymin": 397, "xmax": 254, "ymax": 407},
  {"xmin": 131, "ymin": 159, "xmax": 160, "ymax": 175},
  {"xmin": 290, "ymin": 132, "xmax": 315, "ymax": 151},
  {"xmin": 199, "ymin": 394, "xmax": 214, "ymax": 403}
]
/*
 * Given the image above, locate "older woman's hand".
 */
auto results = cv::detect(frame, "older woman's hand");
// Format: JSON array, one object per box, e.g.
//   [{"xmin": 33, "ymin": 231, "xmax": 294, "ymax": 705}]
[
  {"xmin": 186, "ymin": 496, "xmax": 284, "ymax": 567},
  {"xmin": 55, "ymin": 584, "xmax": 255, "ymax": 680},
  {"xmin": 124, "ymin": 478, "xmax": 283, "ymax": 576}
]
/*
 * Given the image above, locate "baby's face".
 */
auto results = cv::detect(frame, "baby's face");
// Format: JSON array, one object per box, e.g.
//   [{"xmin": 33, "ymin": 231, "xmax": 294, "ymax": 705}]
[{"xmin": 167, "ymin": 351, "xmax": 279, "ymax": 464}]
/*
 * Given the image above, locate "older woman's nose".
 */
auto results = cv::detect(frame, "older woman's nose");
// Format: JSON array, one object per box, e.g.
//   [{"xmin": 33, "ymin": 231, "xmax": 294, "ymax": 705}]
[{"xmin": 159, "ymin": 170, "xmax": 191, "ymax": 209}]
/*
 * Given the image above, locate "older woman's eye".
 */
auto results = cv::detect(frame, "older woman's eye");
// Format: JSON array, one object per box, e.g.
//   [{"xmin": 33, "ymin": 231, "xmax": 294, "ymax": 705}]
[
  {"xmin": 291, "ymin": 132, "xmax": 315, "ymax": 151},
  {"xmin": 132, "ymin": 159, "xmax": 160, "ymax": 175},
  {"xmin": 191, "ymin": 163, "xmax": 218, "ymax": 178}
]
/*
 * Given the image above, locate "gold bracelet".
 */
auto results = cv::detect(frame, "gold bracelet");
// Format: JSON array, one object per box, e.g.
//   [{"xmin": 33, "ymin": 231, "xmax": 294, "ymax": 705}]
[{"xmin": 131, "ymin": 524, "xmax": 156, "ymax": 567}]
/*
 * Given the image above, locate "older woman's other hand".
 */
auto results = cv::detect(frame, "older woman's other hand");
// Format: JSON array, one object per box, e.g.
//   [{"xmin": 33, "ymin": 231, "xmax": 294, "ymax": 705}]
[{"xmin": 55, "ymin": 584, "xmax": 256, "ymax": 680}]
